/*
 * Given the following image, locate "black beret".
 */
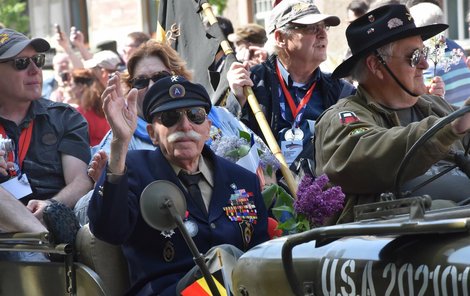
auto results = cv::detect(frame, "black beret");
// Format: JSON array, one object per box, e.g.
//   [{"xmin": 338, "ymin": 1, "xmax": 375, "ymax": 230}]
[{"xmin": 142, "ymin": 75, "xmax": 212, "ymax": 123}]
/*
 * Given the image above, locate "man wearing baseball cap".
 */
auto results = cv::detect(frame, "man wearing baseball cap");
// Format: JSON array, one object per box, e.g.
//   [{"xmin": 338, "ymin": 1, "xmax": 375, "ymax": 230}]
[
  {"xmin": 315, "ymin": 4, "xmax": 470, "ymax": 224},
  {"xmin": 226, "ymin": 0, "xmax": 355, "ymax": 178},
  {"xmin": 84, "ymin": 49, "xmax": 122, "ymax": 86},
  {"xmin": 228, "ymin": 23, "xmax": 269, "ymax": 66},
  {"xmin": 0, "ymin": 29, "xmax": 92, "ymax": 248},
  {"xmin": 88, "ymin": 75, "xmax": 268, "ymax": 295}
]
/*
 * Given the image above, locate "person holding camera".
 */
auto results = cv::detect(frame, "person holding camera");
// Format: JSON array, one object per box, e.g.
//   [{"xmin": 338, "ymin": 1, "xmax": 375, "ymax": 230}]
[
  {"xmin": 228, "ymin": 23, "xmax": 269, "ymax": 68},
  {"xmin": 0, "ymin": 28, "xmax": 92, "ymax": 237}
]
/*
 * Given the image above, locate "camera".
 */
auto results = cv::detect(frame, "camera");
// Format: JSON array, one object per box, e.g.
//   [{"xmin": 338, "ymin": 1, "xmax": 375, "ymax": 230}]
[
  {"xmin": 59, "ymin": 72, "xmax": 70, "ymax": 83},
  {"xmin": 0, "ymin": 137, "xmax": 14, "ymax": 153}
]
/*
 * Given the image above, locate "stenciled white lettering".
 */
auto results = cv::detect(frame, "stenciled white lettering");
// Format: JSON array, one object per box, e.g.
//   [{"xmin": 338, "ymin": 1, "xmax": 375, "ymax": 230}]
[{"xmin": 320, "ymin": 260, "xmax": 469, "ymax": 295}]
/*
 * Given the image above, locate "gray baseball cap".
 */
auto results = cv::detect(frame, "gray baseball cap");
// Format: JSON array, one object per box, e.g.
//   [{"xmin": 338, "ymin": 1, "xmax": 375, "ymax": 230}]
[
  {"xmin": 83, "ymin": 50, "xmax": 121, "ymax": 71},
  {"xmin": 268, "ymin": 0, "xmax": 340, "ymax": 34},
  {"xmin": 0, "ymin": 28, "xmax": 50, "ymax": 61}
]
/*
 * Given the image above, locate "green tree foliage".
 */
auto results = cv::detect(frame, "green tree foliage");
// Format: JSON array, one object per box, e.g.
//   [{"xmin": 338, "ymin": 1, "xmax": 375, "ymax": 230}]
[
  {"xmin": 0, "ymin": 0, "xmax": 30, "ymax": 34},
  {"xmin": 209, "ymin": 0, "xmax": 227, "ymax": 14}
]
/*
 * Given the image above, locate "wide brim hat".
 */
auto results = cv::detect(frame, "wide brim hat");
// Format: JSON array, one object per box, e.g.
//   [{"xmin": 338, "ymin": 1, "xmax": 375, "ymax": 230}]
[
  {"xmin": 332, "ymin": 4, "xmax": 448, "ymax": 79},
  {"xmin": 268, "ymin": 0, "xmax": 340, "ymax": 34},
  {"xmin": 143, "ymin": 75, "xmax": 211, "ymax": 123},
  {"xmin": 0, "ymin": 28, "xmax": 50, "ymax": 61}
]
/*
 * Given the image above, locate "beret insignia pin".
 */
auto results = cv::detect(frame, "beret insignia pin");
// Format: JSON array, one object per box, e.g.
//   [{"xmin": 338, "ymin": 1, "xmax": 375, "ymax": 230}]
[
  {"xmin": 387, "ymin": 18, "xmax": 404, "ymax": 29},
  {"xmin": 169, "ymin": 84, "xmax": 185, "ymax": 98}
]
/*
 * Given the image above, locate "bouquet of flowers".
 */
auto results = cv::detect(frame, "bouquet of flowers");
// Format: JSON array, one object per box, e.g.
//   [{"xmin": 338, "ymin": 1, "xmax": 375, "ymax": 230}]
[
  {"xmin": 263, "ymin": 174, "xmax": 345, "ymax": 234},
  {"xmin": 425, "ymin": 33, "xmax": 464, "ymax": 77},
  {"xmin": 210, "ymin": 129, "xmax": 280, "ymax": 178}
]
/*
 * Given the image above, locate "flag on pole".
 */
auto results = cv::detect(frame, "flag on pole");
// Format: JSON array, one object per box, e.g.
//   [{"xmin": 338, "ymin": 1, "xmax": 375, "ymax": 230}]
[
  {"xmin": 180, "ymin": 273, "xmax": 227, "ymax": 296},
  {"xmin": 156, "ymin": 0, "xmax": 221, "ymax": 98}
]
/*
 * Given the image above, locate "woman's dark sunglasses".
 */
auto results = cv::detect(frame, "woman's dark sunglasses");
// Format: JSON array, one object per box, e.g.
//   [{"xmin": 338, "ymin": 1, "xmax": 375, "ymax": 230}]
[
  {"xmin": 73, "ymin": 76, "xmax": 94, "ymax": 86},
  {"xmin": 155, "ymin": 107, "xmax": 207, "ymax": 127},
  {"xmin": 0, "ymin": 54, "xmax": 46, "ymax": 71},
  {"xmin": 130, "ymin": 71, "xmax": 171, "ymax": 89}
]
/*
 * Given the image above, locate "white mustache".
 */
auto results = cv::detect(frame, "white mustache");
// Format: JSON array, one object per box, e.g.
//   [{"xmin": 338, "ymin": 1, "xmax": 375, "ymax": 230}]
[{"xmin": 167, "ymin": 131, "xmax": 201, "ymax": 142}]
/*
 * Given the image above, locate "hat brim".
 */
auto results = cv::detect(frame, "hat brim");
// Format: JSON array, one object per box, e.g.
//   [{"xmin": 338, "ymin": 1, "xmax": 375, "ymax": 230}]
[
  {"xmin": 292, "ymin": 14, "xmax": 340, "ymax": 27},
  {"xmin": 0, "ymin": 38, "xmax": 50, "ymax": 61},
  {"xmin": 332, "ymin": 23, "xmax": 448, "ymax": 78},
  {"xmin": 148, "ymin": 99, "xmax": 211, "ymax": 121}
]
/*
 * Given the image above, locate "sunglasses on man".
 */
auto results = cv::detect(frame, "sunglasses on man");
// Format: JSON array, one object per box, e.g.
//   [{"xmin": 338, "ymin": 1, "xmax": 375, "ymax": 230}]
[
  {"xmin": 155, "ymin": 107, "xmax": 207, "ymax": 127},
  {"xmin": 408, "ymin": 47, "xmax": 429, "ymax": 68},
  {"xmin": 130, "ymin": 71, "xmax": 172, "ymax": 89},
  {"xmin": 0, "ymin": 54, "xmax": 46, "ymax": 71},
  {"xmin": 378, "ymin": 47, "xmax": 429, "ymax": 68}
]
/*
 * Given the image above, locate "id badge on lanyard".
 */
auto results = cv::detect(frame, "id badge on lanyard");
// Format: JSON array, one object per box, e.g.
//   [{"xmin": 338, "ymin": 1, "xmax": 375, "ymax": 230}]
[{"xmin": 276, "ymin": 64, "xmax": 316, "ymax": 165}]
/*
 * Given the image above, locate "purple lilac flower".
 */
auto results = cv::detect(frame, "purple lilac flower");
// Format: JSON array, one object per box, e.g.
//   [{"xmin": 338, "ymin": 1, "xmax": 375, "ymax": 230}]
[
  {"xmin": 259, "ymin": 150, "xmax": 281, "ymax": 171},
  {"xmin": 294, "ymin": 174, "xmax": 345, "ymax": 226},
  {"xmin": 210, "ymin": 136, "xmax": 249, "ymax": 163}
]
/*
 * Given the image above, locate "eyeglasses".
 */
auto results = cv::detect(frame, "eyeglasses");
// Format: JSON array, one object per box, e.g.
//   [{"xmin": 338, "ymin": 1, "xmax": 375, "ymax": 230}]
[
  {"xmin": 408, "ymin": 47, "xmax": 429, "ymax": 68},
  {"xmin": 155, "ymin": 107, "xmax": 207, "ymax": 127},
  {"xmin": 380, "ymin": 47, "xmax": 429, "ymax": 68},
  {"xmin": 130, "ymin": 71, "xmax": 171, "ymax": 89},
  {"xmin": 286, "ymin": 23, "xmax": 329, "ymax": 35},
  {"xmin": 0, "ymin": 54, "xmax": 46, "ymax": 70}
]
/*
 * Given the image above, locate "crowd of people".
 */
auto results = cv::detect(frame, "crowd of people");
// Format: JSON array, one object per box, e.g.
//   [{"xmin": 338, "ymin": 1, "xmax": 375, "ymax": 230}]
[{"xmin": 1, "ymin": 0, "xmax": 470, "ymax": 294}]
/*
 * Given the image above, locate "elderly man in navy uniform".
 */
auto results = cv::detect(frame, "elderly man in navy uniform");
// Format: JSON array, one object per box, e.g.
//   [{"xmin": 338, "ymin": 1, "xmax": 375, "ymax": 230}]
[{"xmin": 88, "ymin": 75, "xmax": 269, "ymax": 295}]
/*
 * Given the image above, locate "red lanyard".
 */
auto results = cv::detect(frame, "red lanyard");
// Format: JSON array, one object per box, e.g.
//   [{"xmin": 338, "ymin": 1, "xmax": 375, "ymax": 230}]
[
  {"xmin": 275, "ymin": 63, "xmax": 317, "ymax": 119},
  {"xmin": 0, "ymin": 120, "xmax": 34, "ymax": 170}
]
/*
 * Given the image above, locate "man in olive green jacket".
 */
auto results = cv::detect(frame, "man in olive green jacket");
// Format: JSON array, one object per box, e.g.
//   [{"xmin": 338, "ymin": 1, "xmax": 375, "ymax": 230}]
[{"xmin": 315, "ymin": 4, "xmax": 470, "ymax": 224}]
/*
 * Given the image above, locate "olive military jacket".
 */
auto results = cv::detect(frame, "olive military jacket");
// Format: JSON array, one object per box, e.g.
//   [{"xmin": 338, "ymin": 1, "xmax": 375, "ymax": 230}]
[{"xmin": 314, "ymin": 86, "xmax": 465, "ymax": 223}]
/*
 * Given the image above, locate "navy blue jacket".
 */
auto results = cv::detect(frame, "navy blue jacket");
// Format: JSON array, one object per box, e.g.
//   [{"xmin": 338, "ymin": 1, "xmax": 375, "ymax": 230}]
[
  {"xmin": 88, "ymin": 146, "xmax": 269, "ymax": 295},
  {"xmin": 238, "ymin": 55, "xmax": 355, "ymax": 143}
]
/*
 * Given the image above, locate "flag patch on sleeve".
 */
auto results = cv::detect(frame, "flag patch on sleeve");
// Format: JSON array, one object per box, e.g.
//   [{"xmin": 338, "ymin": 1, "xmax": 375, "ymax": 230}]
[{"xmin": 339, "ymin": 111, "xmax": 360, "ymax": 125}]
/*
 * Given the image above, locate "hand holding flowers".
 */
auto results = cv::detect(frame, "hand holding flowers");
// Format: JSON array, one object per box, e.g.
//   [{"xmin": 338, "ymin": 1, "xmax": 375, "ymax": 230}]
[{"xmin": 425, "ymin": 34, "xmax": 464, "ymax": 77}]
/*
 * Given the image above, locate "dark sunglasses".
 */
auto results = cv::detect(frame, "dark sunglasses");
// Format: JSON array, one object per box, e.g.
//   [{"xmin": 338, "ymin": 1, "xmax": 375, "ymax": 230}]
[
  {"xmin": 73, "ymin": 76, "xmax": 94, "ymax": 86},
  {"xmin": 0, "ymin": 54, "xmax": 46, "ymax": 70},
  {"xmin": 378, "ymin": 47, "xmax": 429, "ymax": 68},
  {"xmin": 155, "ymin": 107, "xmax": 207, "ymax": 127},
  {"xmin": 130, "ymin": 71, "xmax": 171, "ymax": 89},
  {"xmin": 409, "ymin": 47, "xmax": 429, "ymax": 68}
]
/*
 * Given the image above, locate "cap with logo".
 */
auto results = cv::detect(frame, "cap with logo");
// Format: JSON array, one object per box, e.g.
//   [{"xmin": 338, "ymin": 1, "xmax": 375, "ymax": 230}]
[
  {"xmin": 143, "ymin": 75, "xmax": 212, "ymax": 123},
  {"xmin": 0, "ymin": 28, "xmax": 50, "ymax": 61},
  {"xmin": 267, "ymin": 0, "xmax": 340, "ymax": 34}
]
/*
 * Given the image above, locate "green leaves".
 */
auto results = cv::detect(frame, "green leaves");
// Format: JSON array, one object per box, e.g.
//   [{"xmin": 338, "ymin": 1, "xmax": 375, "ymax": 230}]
[
  {"xmin": 0, "ymin": 0, "xmax": 29, "ymax": 34},
  {"xmin": 209, "ymin": 0, "xmax": 227, "ymax": 14},
  {"xmin": 262, "ymin": 183, "xmax": 310, "ymax": 234},
  {"xmin": 225, "ymin": 144, "xmax": 251, "ymax": 158}
]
